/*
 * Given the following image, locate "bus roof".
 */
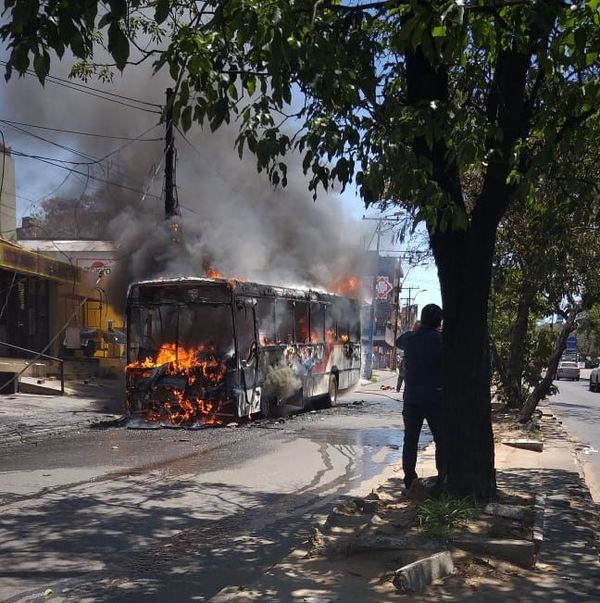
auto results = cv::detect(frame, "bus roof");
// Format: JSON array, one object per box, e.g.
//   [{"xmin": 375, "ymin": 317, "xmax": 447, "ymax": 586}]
[{"xmin": 129, "ymin": 277, "xmax": 358, "ymax": 304}]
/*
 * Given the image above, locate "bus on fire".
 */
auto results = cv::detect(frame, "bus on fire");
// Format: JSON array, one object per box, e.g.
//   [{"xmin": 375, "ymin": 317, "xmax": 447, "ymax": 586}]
[{"xmin": 125, "ymin": 277, "xmax": 361, "ymax": 425}]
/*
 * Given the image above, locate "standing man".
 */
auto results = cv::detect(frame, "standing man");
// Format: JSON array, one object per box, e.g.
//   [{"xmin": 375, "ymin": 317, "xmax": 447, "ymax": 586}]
[{"xmin": 396, "ymin": 304, "xmax": 446, "ymax": 492}]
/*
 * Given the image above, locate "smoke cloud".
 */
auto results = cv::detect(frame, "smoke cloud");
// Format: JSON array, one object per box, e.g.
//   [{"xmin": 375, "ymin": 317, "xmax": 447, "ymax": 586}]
[
  {"xmin": 106, "ymin": 125, "xmax": 367, "ymax": 308},
  {"xmin": 1, "ymin": 59, "xmax": 367, "ymax": 308}
]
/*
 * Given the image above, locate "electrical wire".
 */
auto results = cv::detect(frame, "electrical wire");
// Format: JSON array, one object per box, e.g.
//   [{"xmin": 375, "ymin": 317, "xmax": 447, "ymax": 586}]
[
  {"xmin": 0, "ymin": 129, "xmax": 5, "ymax": 207},
  {"xmin": 11, "ymin": 152, "xmax": 162, "ymax": 200},
  {"xmin": 0, "ymin": 274, "xmax": 107, "ymax": 393},
  {"xmin": 2, "ymin": 121, "xmax": 99, "ymax": 162},
  {"xmin": 7, "ymin": 123, "xmax": 162, "ymax": 168},
  {"xmin": 0, "ymin": 271, "xmax": 18, "ymax": 322},
  {"xmin": 0, "ymin": 61, "xmax": 162, "ymax": 114},
  {"xmin": 0, "ymin": 118, "xmax": 164, "ymax": 141}
]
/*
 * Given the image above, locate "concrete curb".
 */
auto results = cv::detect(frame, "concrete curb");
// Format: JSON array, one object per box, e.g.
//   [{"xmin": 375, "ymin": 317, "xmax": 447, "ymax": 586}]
[
  {"xmin": 450, "ymin": 536, "xmax": 535, "ymax": 568},
  {"xmin": 533, "ymin": 493, "xmax": 546, "ymax": 557},
  {"xmin": 393, "ymin": 550, "xmax": 454, "ymax": 593},
  {"xmin": 501, "ymin": 438, "xmax": 544, "ymax": 452}
]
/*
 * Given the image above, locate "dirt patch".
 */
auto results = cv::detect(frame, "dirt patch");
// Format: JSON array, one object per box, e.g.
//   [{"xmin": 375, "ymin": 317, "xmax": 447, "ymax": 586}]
[{"xmin": 306, "ymin": 414, "xmax": 539, "ymax": 595}]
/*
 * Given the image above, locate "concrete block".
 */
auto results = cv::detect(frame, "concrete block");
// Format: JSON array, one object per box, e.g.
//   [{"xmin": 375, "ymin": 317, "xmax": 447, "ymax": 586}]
[
  {"xmin": 451, "ymin": 536, "xmax": 535, "ymax": 568},
  {"xmin": 484, "ymin": 503, "xmax": 526, "ymax": 520},
  {"xmin": 352, "ymin": 534, "xmax": 444, "ymax": 553},
  {"xmin": 533, "ymin": 494, "xmax": 545, "ymax": 555},
  {"xmin": 547, "ymin": 494, "xmax": 570, "ymax": 507},
  {"xmin": 393, "ymin": 550, "xmax": 454, "ymax": 593},
  {"xmin": 501, "ymin": 438, "xmax": 544, "ymax": 452}
]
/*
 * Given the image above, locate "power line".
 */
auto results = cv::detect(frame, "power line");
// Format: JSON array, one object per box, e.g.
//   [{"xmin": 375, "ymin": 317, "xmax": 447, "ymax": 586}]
[
  {"xmin": 7, "ymin": 124, "xmax": 162, "ymax": 168},
  {"xmin": 0, "ymin": 118, "xmax": 163, "ymax": 142},
  {"xmin": 12, "ymin": 151, "xmax": 162, "ymax": 199},
  {"xmin": 0, "ymin": 61, "xmax": 162, "ymax": 114},
  {"xmin": 0, "ymin": 60, "xmax": 161, "ymax": 107},
  {"xmin": 2, "ymin": 121, "xmax": 99, "ymax": 162},
  {"xmin": 0, "ymin": 129, "xmax": 6, "ymax": 207}
]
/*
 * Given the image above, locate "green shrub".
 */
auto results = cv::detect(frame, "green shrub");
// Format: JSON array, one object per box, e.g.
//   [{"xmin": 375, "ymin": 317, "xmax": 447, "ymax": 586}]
[{"xmin": 414, "ymin": 494, "xmax": 475, "ymax": 538}]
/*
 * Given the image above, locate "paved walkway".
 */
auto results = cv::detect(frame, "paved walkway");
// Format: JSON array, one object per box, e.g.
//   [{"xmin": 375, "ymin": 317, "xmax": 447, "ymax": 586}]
[
  {"xmin": 207, "ymin": 391, "xmax": 600, "ymax": 602},
  {"xmin": 0, "ymin": 379, "xmax": 124, "ymax": 447}
]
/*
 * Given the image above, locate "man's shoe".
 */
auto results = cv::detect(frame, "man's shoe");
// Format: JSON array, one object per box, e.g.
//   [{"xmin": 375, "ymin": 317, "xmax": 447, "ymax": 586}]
[{"xmin": 430, "ymin": 477, "xmax": 448, "ymax": 498}]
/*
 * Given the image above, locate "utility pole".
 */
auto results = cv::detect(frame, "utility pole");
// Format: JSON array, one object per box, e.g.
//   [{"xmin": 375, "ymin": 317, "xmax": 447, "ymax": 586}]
[
  {"xmin": 391, "ymin": 257, "xmax": 402, "ymax": 371},
  {"xmin": 363, "ymin": 218, "xmax": 382, "ymax": 380},
  {"xmin": 361, "ymin": 214, "xmax": 403, "ymax": 380},
  {"xmin": 164, "ymin": 87, "xmax": 179, "ymax": 219},
  {"xmin": 402, "ymin": 286, "xmax": 419, "ymax": 329}
]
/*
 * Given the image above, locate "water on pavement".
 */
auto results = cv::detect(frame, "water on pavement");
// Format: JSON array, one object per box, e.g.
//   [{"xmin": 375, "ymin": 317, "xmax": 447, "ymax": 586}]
[{"xmin": 0, "ymin": 374, "xmax": 434, "ymax": 602}]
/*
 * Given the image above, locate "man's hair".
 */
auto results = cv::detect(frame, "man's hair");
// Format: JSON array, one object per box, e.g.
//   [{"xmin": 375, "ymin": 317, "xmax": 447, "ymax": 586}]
[{"xmin": 420, "ymin": 304, "xmax": 443, "ymax": 328}]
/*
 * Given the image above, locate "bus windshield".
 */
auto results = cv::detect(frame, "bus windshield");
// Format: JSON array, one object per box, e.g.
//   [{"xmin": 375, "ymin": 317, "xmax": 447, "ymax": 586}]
[
  {"xmin": 128, "ymin": 304, "xmax": 234, "ymax": 363},
  {"xmin": 127, "ymin": 283, "xmax": 234, "ymax": 364}
]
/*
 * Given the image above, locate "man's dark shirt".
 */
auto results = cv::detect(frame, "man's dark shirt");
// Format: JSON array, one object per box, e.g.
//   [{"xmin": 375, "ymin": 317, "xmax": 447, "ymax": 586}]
[{"xmin": 396, "ymin": 326, "xmax": 442, "ymax": 405}]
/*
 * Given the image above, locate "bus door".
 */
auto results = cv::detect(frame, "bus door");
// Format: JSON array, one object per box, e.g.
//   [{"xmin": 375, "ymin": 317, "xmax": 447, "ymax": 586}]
[{"xmin": 234, "ymin": 297, "xmax": 261, "ymax": 415}]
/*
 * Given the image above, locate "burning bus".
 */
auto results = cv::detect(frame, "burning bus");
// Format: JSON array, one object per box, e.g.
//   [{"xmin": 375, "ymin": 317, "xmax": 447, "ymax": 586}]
[{"xmin": 125, "ymin": 277, "xmax": 361, "ymax": 426}]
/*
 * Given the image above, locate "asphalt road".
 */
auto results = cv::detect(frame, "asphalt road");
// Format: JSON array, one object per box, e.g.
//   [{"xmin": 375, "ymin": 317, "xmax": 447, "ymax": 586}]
[
  {"xmin": 0, "ymin": 374, "xmax": 422, "ymax": 602},
  {"xmin": 547, "ymin": 375, "xmax": 600, "ymax": 501}
]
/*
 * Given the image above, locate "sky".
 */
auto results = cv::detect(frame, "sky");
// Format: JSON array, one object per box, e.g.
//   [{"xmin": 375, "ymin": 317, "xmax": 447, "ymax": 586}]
[{"xmin": 0, "ymin": 55, "xmax": 442, "ymax": 311}]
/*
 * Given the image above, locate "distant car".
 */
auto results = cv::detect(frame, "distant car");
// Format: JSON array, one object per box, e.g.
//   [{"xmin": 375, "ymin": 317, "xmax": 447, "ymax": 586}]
[
  {"xmin": 590, "ymin": 367, "xmax": 600, "ymax": 392},
  {"xmin": 585, "ymin": 357, "xmax": 600, "ymax": 369},
  {"xmin": 556, "ymin": 361, "xmax": 580, "ymax": 381}
]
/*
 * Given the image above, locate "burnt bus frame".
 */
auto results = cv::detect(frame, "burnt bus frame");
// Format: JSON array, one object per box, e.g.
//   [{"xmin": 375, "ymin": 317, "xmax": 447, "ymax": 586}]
[{"xmin": 125, "ymin": 278, "xmax": 361, "ymax": 419}]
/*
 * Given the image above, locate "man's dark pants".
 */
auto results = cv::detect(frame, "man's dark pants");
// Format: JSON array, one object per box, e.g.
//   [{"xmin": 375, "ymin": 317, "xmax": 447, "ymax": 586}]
[{"xmin": 402, "ymin": 401, "xmax": 448, "ymax": 488}]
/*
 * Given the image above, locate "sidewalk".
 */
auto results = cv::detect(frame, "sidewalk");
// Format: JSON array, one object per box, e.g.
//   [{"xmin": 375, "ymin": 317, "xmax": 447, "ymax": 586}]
[
  {"xmin": 0, "ymin": 379, "xmax": 125, "ymax": 447},
  {"xmin": 208, "ymin": 408, "xmax": 599, "ymax": 602}
]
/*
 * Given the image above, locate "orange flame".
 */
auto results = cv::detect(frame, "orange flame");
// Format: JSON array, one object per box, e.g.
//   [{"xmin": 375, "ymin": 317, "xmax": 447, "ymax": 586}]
[
  {"xmin": 202, "ymin": 260, "xmax": 224, "ymax": 279},
  {"xmin": 331, "ymin": 276, "xmax": 361, "ymax": 298},
  {"xmin": 126, "ymin": 343, "xmax": 227, "ymax": 426}
]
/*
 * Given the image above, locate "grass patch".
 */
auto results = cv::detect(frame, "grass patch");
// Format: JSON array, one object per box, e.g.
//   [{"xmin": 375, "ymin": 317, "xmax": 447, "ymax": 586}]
[{"xmin": 415, "ymin": 494, "xmax": 476, "ymax": 538}]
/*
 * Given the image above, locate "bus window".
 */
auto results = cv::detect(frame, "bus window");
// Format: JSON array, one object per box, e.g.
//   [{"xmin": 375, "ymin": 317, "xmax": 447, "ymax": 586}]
[
  {"xmin": 294, "ymin": 301, "xmax": 310, "ymax": 343},
  {"xmin": 310, "ymin": 302, "xmax": 325, "ymax": 343},
  {"xmin": 350, "ymin": 307, "xmax": 361, "ymax": 341},
  {"xmin": 276, "ymin": 299, "xmax": 294, "ymax": 344},
  {"xmin": 235, "ymin": 301, "xmax": 256, "ymax": 361},
  {"xmin": 338, "ymin": 320, "xmax": 350, "ymax": 342},
  {"xmin": 257, "ymin": 298, "xmax": 275, "ymax": 345},
  {"xmin": 325, "ymin": 305, "xmax": 336, "ymax": 343}
]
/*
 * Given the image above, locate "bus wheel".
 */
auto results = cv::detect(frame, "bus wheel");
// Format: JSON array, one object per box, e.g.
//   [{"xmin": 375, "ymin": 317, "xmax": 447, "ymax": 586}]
[
  {"xmin": 260, "ymin": 396, "xmax": 278, "ymax": 419},
  {"xmin": 326, "ymin": 374, "xmax": 338, "ymax": 407}
]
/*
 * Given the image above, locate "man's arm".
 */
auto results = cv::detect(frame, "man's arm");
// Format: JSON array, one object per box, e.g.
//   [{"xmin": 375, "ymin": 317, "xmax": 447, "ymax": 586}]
[{"xmin": 396, "ymin": 331, "xmax": 413, "ymax": 350}]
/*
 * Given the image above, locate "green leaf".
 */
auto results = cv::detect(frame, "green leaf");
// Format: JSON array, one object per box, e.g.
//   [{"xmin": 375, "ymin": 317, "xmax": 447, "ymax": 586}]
[
  {"xmin": 181, "ymin": 105, "xmax": 192, "ymax": 131},
  {"xmin": 210, "ymin": 98, "xmax": 229, "ymax": 131},
  {"xmin": 33, "ymin": 51, "xmax": 50, "ymax": 84},
  {"xmin": 432, "ymin": 25, "xmax": 447, "ymax": 38},
  {"xmin": 108, "ymin": 22, "xmax": 129, "ymax": 71},
  {"xmin": 155, "ymin": 0, "xmax": 169, "ymax": 25},
  {"xmin": 245, "ymin": 76, "xmax": 256, "ymax": 96}
]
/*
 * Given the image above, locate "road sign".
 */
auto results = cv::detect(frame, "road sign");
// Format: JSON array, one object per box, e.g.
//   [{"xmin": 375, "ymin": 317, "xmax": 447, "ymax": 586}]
[
  {"xmin": 566, "ymin": 335, "xmax": 578, "ymax": 353},
  {"xmin": 375, "ymin": 276, "xmax": 394, "ymax": 300}
]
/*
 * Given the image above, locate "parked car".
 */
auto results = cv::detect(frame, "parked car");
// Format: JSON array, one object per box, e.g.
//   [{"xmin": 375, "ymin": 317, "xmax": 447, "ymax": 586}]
[
  {"xmin": 556, "ymin": 361, "xmax": 580, "ymax": 381},
  {"xmin": 590, "ymin": 367, "xmax": 600, "ymax": 392},
  {"xmin": 585, "ymin": 357, "xmax": 600, "ymax": 369}
]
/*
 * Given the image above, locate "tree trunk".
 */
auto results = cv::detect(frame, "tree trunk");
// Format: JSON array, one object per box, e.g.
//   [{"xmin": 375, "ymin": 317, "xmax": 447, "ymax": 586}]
[
  {"xmin": 519, "ymin": 309, "xmax": 578, "ymax": 422},
  {"xmin": 432, "ymin": 224, "xmax": 497, "ymax": 501},
  {"xmin": 490, "ymin": 337, "xmax": 508, "ymax": 394},
  {"xmin": 404, "ymin": 32, "xmax": 532, "ymax": 501},
  {"xmin": 504, "ymin": 283, "xmax": 537, "ymax": 409}
]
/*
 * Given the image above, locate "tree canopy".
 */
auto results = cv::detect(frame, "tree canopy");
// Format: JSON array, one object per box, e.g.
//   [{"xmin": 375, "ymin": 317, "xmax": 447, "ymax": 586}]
[{"xmin": 3, "ymin": 0, "xmax": 600, "ymax": 499}]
